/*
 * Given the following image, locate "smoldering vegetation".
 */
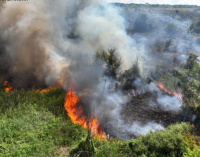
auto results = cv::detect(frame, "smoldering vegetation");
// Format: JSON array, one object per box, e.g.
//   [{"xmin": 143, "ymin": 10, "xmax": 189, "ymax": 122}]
[{"xmin": 0, "ymin": 0, "xmax": 200, "ymax": 140}]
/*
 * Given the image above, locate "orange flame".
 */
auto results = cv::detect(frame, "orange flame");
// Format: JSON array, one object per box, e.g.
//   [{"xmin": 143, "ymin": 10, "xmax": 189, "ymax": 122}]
[
  {"xmin": 64, "ymin": 83, "xmax": 106, "ymax": 139},
  {"xmin": 39, "ymin": 84, "xmax": 61, "ymax": 93},
  {"xmin": 156, "ymin": 82, "xmax": 183, "ymax": 103},
  {"xmin": 4, "ymin": 81, "xmax": 13, "ymax": 93}
]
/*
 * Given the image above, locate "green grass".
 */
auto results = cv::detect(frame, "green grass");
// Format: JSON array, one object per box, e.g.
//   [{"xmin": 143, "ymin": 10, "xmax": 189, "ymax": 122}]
[
  {"xmin": 0, "ymin": 86, "xmax": 199, "ymax": 157},
  {"xmin": 0, "ymin": 88, "xmax": 87, "ymax": 156}
]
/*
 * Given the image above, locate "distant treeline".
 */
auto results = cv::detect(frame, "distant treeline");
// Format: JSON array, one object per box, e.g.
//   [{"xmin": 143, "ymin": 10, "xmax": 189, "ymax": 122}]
[{"xmin": 114, "ymin": 3, "xmax": 200, "ymax": 9}]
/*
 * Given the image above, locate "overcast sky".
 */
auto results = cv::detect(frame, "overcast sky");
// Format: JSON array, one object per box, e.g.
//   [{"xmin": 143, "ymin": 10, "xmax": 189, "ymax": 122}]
[{"xmin": 105, "ymin": 0, "xmax": 200, "ymax": 6}]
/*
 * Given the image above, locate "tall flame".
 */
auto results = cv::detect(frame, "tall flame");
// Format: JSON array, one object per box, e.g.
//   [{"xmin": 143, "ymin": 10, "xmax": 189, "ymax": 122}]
[
  {"xmin": 4, "ymin": 81, "xmax": 13, "ymax": 93},
  {"xmin": 64, "ymin": 83, "xmax": 106, "ymax": 139},
  {"xmin": 156, "ymin": 82, "xmax": 183, "ymax": 103}
]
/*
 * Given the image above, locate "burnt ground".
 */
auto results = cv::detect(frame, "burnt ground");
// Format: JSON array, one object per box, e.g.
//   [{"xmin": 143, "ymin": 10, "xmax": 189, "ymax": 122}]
[
  {"xmin": 102, "ymin": 91, "xmax": 200, "ymax": 140},
  {"xmin": 120, "ymin": 92, "xmax": 180, "ymax": 128},
  {"xmin": 102, "ymin": 91, "xmax": 181, "ymax": 140}
]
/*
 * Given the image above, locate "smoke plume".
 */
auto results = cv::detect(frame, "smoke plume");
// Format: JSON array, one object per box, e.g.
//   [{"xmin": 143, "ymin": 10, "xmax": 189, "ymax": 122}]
[{"xmin": 0, "ymin": 0, "xmax": 195, "ymax": 138}]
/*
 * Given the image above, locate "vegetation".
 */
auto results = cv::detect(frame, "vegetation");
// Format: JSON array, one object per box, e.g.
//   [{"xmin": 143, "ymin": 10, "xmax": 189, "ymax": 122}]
[
  {"xmin": 95, "ymin": 49, "xmax": 122, "ymax": 79},
  {"xmin": 161, "ymin": 52, "xmax": 200, "ymax": 116},
  {"xmin": 2, "ymin": 3, "xmax": 200, "ymax": 156},
  {"xmin": 0, "ymin": 88, "xmax": 87, "ymax": 156},
  {"xmin": 189, "ymin": 20, "xmax": 200, "ymax": 35},
  {"xmin": 172, "ymin": 53, "xmax": 200, "ymax": 115},
  {"xmin": 0, "ymin": 76, "xmax": 199, "ymax": 156},
  {"xmin": 134, "ymin": 14, "xmax": 154, "ymax": 33},
  {"xmin": 164, "ymin": 23, "xmax": 178, "ymax": 38},
  {"xmin": 114, "ymin": 3, "xmax": 200, "ymax": 11}
]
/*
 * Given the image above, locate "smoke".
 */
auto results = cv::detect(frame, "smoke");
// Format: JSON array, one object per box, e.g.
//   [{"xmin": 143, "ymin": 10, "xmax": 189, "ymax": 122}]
[
  {"xmin": 0, "ymin": 1, "xmax": 70, "ymax": 88},
  {"xmin": 87, "ymin": 79, "xmax": 167, "ymax": 139},
  {"xmin": 0, "ymin": 1, "xmax": 191, "ymax": 89},
  {"xmin": 147, "ymin": 82, "xmax": 182, "ymax": 112},
  {"xmin": 0, "ymin": 0, "xmax": 195, "ymax": 139}
]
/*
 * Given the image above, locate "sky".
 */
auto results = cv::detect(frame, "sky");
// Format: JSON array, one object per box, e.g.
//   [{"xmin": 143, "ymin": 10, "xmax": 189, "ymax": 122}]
[{"xmin": 105, "ymin": 0, "xmax": 200, "ymax": 6}]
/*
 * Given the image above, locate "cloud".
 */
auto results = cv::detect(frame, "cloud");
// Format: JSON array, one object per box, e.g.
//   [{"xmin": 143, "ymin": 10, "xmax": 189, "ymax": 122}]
[{"xmin": 105, "ymin": 0, "xmax": 200, "ymax": 6}]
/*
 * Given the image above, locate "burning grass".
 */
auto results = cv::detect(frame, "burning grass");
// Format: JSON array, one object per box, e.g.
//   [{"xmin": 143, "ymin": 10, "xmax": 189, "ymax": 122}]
[
  {"xmin": 3, "ymin": 81, "xmax": 13, "ymax": 93},
  {"xmin": 64, "ymin": 83, "xmax": 106, "ymax": 140},
  {"xmin": 0, "ymin": 85, "xmax": 199, "ymax": 156}
]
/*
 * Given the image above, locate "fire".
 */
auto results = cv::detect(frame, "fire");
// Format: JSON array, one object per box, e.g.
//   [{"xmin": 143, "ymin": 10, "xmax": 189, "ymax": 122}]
[
  {"xmin": 4, "ymin": 81, "xmax": 13, "ymax": 93},
  {"xmin": 64, "ymin": 83, "xmax": 106, "ymax": 139},
  {"xmin": 40, "ymin": 87, "xmax": 57, "ymax": 93},
  {"xmin": 39, "ymin": 83, "xmax": 61, "ymax": 93},
  {"xmin": 156, "ymin": 82, "xmax": 183, "ymax": 103}
]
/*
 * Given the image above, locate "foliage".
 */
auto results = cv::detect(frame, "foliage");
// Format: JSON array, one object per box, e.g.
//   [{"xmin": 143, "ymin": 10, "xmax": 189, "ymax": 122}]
[
  {"xmin": 185, "ymin": 52, "xmax": 199, "ymax": 69},
  {"xmin": 70, "ymin": 122, "xmax": 198, "ymax": 157},
  {"xmin": 164, "ymin": 23, "xmax": 177, "ymax": 38},
  {"xmin": 129, "ymin": 123, "xmax": 192, "ymax": 157},
  {"xmin": 0, "ymin": 81, "xmax": 199, "ymax": 156},
  {"xmin": 0, "ymin": 88, "xmax": 87, "ymax": 156},
  {"xmin": 189, "ymin": 20, "xmax": 200, "ymax": 35},
  {"xmin": 183, "ymin": 133, "xmax": 200, "ymax": 157},
  {"xmin": 95, "ymin": 49, "xmax": 122, "ymax": 79},
  {"xmin": 70, "ymin": 129, "xmax": 96, "ymax": 157},
  {"xmin": 120, "ymin": 60, "xmax": 141, "ymax": 91},
  {"xmin": 134, "ymin": 13, "xmax": 154, "ymax": 33},
  {"xmin": 173, "ymin": 53, "xmax": 200, "ymax": 115},
  {"xmin": 182, "ymin": 78, "xmax": 200, "ymax": 114}
]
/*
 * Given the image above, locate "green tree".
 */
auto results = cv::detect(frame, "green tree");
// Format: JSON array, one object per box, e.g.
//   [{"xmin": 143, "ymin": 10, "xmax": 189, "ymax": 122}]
[
  {"xmin": 173, "ymin": 53, "xmax": 200, "ymax": 115},
  {"xmin": 95, "ymin": 49, "xmax": 122, "ymax": 79}
]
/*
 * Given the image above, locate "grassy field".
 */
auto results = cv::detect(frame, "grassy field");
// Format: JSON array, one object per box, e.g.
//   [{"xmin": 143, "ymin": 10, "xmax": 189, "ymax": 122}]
[{"xmin": 0, "ymin": 83, "xmax": 200, "ymax": 157}]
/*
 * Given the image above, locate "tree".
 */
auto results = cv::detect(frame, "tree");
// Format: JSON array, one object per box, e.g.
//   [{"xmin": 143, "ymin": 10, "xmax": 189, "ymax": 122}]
[
  {"xmin": 95, "ymin": 49, "xmax": 122, "ymax": 79},
  {"xmin": 134, "ymin": 13, "xmax": 154, "ymax": 33},
  {"xmin": 164, "ymin": 23, "xmax": 177, "ymax": 38},
  {"xmin": 185, "ymin": 52, "xmax": 199, "ymax": 69},
  {"xmin": 173, "ymin": 53, "xmax": 200, "ymax": 115},
  {"xmin": 188, "ymin": 20, "xmax": 200, "ymax": 35}
]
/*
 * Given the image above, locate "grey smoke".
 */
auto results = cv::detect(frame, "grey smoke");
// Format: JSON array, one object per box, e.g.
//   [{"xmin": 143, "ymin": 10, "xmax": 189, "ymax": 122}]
[{"xmin": 0, "ymin": 0, "xmax": 193, "ymax": 139}]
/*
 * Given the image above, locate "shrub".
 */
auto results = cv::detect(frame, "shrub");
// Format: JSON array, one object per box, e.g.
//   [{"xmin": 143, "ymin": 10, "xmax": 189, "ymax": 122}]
[
  {"xmin": 182, "ymin": 133, "xmax": 200, "ymax": 157},
  {"xmin": 129, "ymin": 123, "xmax": 192, "ymax": 157}
]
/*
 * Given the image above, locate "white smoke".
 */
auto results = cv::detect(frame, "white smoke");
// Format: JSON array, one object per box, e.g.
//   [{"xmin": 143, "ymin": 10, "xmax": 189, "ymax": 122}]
[
  {"xmin": 147, "ymin": 82, "xmax": 182, "ymax": 112},
  {"xmin": 95, "ymin": 79, "xmax": 165, "ymax": 139},
  {"xmin": 0, "ymin": 0, "xmax": 185, "ymax": 139}
]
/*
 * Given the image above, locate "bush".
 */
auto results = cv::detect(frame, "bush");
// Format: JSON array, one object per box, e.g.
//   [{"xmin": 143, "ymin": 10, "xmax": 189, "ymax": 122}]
[
  {"xmin": 70, "ymin": 123, "xmax": 196, "ymax": 157},
  {"xmin": 182, "ymin": 133, "xmax": 200, "ymax": 157},
  {"xmin": 129, "ymin": 123, "xmax": 192, "ymax": 157}
]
